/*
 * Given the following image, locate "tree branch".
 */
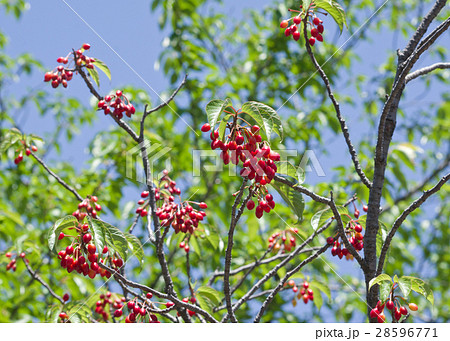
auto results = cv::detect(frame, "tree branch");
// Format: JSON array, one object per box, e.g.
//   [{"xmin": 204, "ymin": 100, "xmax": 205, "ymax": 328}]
[
  {"xmin": 377, "ymin": 172, "xmax": 449, "ymax": 275},
  {"xmin": 139, "ymin": 74, "xmax": 188, "ymax": 139},
  {"xmin": 382, "ymin": 156, "xmax": 450, "ymax": 213},
  {"xmin": 30, "ymin": 152, "xmax": 83, "ymax": 202},
  {"xmin": 223, "ymin": 179, "xmax": 248, "ymax": 323},
  {"xmin": 22, "ymin": 258, "xmax": 65, "ymax": 304},
  {"xmin": 273, "ymin": 174, "xmax": 330, "ymax": 204},
  {"xmin": 405, "ymin": 62, "xmax": 450, "ymax": 83},
  {"xmin": 253, "ymin": 243, "xmax": 330, "ymax": 322},
  {"xmin": 302, "ymin": 20, "xmax": 372, "ymax": 189}
]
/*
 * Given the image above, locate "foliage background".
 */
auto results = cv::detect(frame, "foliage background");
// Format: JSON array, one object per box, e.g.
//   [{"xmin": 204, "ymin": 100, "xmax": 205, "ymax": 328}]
[{"xmin": 0, "ymin": 0, "xmax": 448, "ymax": 322}]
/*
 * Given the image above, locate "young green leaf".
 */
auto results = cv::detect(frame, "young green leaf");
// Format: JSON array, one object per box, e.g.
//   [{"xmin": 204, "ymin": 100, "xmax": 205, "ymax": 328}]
[
  {"xmin": 205, "ymin": 98, "xmax": 232, "ymax": 129},
  {"xmin": 380, "ymin": 281, "xmax": 393, "ymax": 302},
  {"xmin": 277, "ymin": 161, "xmax": 305, "ymax": 184},
  {"xmin": 93, "ymin": 59, "xmax": 111, "ymax": 80},
  {"xmin": 368, "ymin": 274, "xmax": 392, "ymax": 289},
  {"xmin": 89, "ymin": 218, "xmax": 128, "ymax": 261},
  {"xmin": 196, "ymin": 286, "xmax": 222, "ymax": 306},
  {"xmin": 87, "ymin": 67, "xmax": 100, "ymax": 87},
  {"xmin": 271, "ymin": 180, "xmax": 305, "ymax": 223},
  {"xmin": 241, "ymin": 101, "xmax": 283, "ymax": 141},
  {"xmin": 401, "ymin": 276, "xmax": 434, "ymax": 305},
  {"xmin": 398, "ymin": 277, "xmax": 412, "ymax": 297},
  {"xmin": 125, "ymin": 233, "xmax": 144, "ymax": 265},
  {"xmin": 313, "ymin": 0, "xmax": 347, "ymax": 34},
  {"xmin": 48, "ymin": 215, "xmax": 78, "ymax": 251}
]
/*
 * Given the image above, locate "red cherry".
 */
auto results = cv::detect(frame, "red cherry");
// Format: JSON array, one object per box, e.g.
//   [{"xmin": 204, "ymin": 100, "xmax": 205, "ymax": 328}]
[
  {"xmin": 326, "ymin": 237, "xmax": 334, "ymax": 245},
  {"xmin": 309, "ymin": 37, "xmax": 316, "ymax": 46},
  {"xmin": 317, "ymin": 24, "xmax": 324, "ymax": 34},
  {"xmin": 317, "ymin": 34, "xmax": 324, "ymax": 42},
  {"xmin": 400, "ymin": 306, "xmax": 408, "ymax": 315},
  {"xmin": 313, "ymin": 17, "xmax": 321, "ymax": 25},
  {"xmin": 311, "ymin": 28, "xmax": 319, "ymax": 37},
  {"xmin": 251, "ymin": 125, "xmax": 260, "ymax": 134},
  {"xmin": 102, "ymin": 246, "xmax": 108, "ymax": 254},
  {"xmin": 66, "ymin": 245, "xmax": 74, "ymax": 255},
  {"xmin": 201, "ymin": 123, "xmax": 211, "ymax": 132},
  {"xmin": 293, "ymin": 31, "xmax": 301, "ymax": 41},
  {"xmin": 303, "ymin": 281, "xmax": 309, "ymax": 289},
  {"xmin": 44, "ymin": 72, "xmax": 53, "ymax": 82},
  {"xmin": 184, "ymin": 245, "xmax": 190, "ymax": 253},
  {"xmin": 63, "ymin": 293, "xmax": 70, "ymax": 302},
  {"xmin": 280, "ymin": 20, "xmax": 289, "ymax": 28},
  {"xmin": 58, "ymin": 232, "xmax": 65, "ymax": 240},
  {"xmin": 377, "ymin": 313, "xmax": 386, "ymax": 323},
  {"xmin": 114, "ymin": 309, "xmax": 123, "ymax": 317},
  {"xmin": 354, "ymin": 224, "xmax": 363, "ymax": 233},
  {"xmin": 409, "ymin": 303, "xmax": 418, "ymax": 311},
  {"xmin": 246, "ymin": 200, "xmax": 255, "ymax": 210},
  {"xmin": 83, "ymin": 43, "xmax": 91, "ymax": 50},
  {"xmin": 83, "ymin": 234, "xmax": 92, "ymax": 244},
  {"xmin": 116, "ymin": 90, "xmax": 122, "ymax": 97},
  {"xmin": 140, "ymin": 209, "xmax": 148, "ymax": 217},
  {"xmin": 87, "ymin": 244, "xmax": 96, "ymax": 254},
  {"xmin": 31, "ymin": 145, "xmax": 38, "ymax": 152},
  {"xmin": 141, "ymin": 191, "xmax": 149, "ymax": 198},
  {"xmin": 363, "ymin": 205, "xmax": 368, "ymax": 212},
  {"xmin": 293, "ymin": 16, "xmax": 302, "ymax": 25},
  {"xmin": 199, "ymin": 202, "xmax": 208, "ymax": 209},
  {"xmin": 386, "ymin": 300, "xmax": 394, "ymax": 310},
  {"xmin": 146, "ymin": 293, "xmax": 153, "ymax": 299}
]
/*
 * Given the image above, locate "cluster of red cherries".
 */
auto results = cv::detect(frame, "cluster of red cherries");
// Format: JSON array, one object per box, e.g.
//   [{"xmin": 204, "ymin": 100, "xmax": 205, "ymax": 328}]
[
  {"xmin": 326, "ymin": 205, "xmax": 366, "ymax": 260},
  {"xmin": 13, "ymin": 142, "xmax": 38, "ymax": 165},
  {"xmin": 280, "ymin": 3, "xmax": 325, "ymax": 46},
  {"xmin": 288, "ymin": 280, "xmax": 314, "ymax": 305},
  {"xmin": 267, "ymin": 227, "xmax": 299, "ymax": 253},
  {"xmin": 370, "ymin": 296, "xmax": 419, "ymax": 323},
  {"xmin": 135, "ymin": 170, "xmax": 207, "ymax": 253},
  {"xmin": 4, "ymin": 251, "xmax": 27, "ymax": 272},
  {"xmin": 44, "ymin": 43, "xmax": 92, "ymax": 88},
  {"xmin": 97, "ymin": 90, "xmax": 136, "ymax": 119},
  {"xmin": 201, "ymin": 111, "xmax": 280, "ymax": 219},
  {"xmin": 57, "ymin": 196, "xmax": 123, "ymax": 279}
]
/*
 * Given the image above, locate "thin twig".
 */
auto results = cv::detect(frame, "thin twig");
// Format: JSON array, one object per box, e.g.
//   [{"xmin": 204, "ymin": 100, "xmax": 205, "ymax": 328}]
[
  {"xmin": 30, "ymin": 152, "xmax": 83, "ymax": 202},
  {"xmin": 22, "ymin": 258, "xmax": 65, "ymax": 304},
  {"xmin": 302, "ymin": 20, "xmax": 372, "ymax": 189},
  {"xmin": 253, "ymin": 244, "xmax": 330, "ymax": 322},
  {"xmin": 223, "ymin": 179, "xmax": 248, "ymax": 323},
  {"xmin": 329, "ymin": 191, "xmax": 367, "ymax": 272},
  {"xmin": 377, "ymin": 173, "xmax": 449, "ymax": 275},
  {"xmin": 405, "ymin": 62, "xmax": 450, "ymax": 83},
  {"xmin": 273, "ymin": 174, "xmax": 330, "ymax": 204},
  {"xmin": 139, "ymin": 74, "xmax": 188, "ymax": 139}
]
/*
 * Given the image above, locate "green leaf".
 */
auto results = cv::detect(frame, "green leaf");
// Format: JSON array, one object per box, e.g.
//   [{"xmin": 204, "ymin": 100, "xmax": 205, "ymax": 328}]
[
  {"xmin": 309, "ymin": 280, "xmax": 331, "ymax": 310},
  {"xmin": 205, "ymin": 98, "xmax": 232, "ymax": 129},
  {"xmin": 218, "ymin": 114, "xmax": 231, "ymax": 141},
  {"xmin": 276, "ymin": 161, "xmax": 305, "ymax": 184},
  {"xmin": 380, "ymin": 281, "xmax": 393, "ymax": 302},
  {"xmin": 241, "ymin": 101, "xmax": 283, "ymax": 141},
  {"xmin": 401, "ymin": 276, "xmax": 434, "ymax": 305},
  {"xmin": 48, "ymin": 216, "xmax": 78, "ymax": 251},
  {"xmin": 197, "ymin": 286, "xmax": 221, "ymax": 306},
  {"xmin": 190, "ymin": 235, "xmax": 201, "ymax": 257},
  {"xmin": 67, "ymin": 303, "xmax": 91, "ymax": 323},
  {"xmin": 369, "ymin": 274, "xmax": 392, "ymax": 289},
  {"xmin": 271, "ymin": 180, "xmax": 305, "ymax": 223},
  {"xmin": 89, "ymin": 218, "xmax": 128, "ymax": 261},
  {"xmin": 93, "ymin": 59, "xmax": 111, "ymax": 80},
  {"xmin": 125, "ymin": 233, "xmax": 144, "ymax": 266},
  {"xmin": 302, "ymin": 0, "xmax": 313, "ymax": 11},
  {"xmin": 87, "ymin": 67, "xmax": 100, "ymax": 87},
  {"xmin": 45, "ymin": 305, "xmax": 61, "ymax": 323},
  {"xmin": 313, "ymin": 0, "xmax": 347, "ymax": 33},
  {"xmin": 310, "ymin": 206, "xmax": 349, "ymax": 231},
  {"xmin": 398, "ymin": 277, "xmax": 412, "ymax": 297}
]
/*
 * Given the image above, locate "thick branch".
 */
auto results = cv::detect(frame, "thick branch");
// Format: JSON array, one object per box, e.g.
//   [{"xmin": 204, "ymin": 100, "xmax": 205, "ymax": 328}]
[
  {"xmin": 377, "ymin": 173, "xmax": 449, "ymax": 275},
  {"xmin": 405, "ymin": 62, "xmax": 450, "ymax": 83},
  {"xmin": 31, "ymin": 152, "xmax": 83, "ymax": 202},
  {"xmin": 302, "ymin": 20, "xmax": 372, "ymax": 189},
  {"xmin": 400, "ymin": 0, "xmax": 448, "ymax": 62},
  {"xmin": 23, "ymin": 258, "xmax": 65, "ymax": 304}
]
